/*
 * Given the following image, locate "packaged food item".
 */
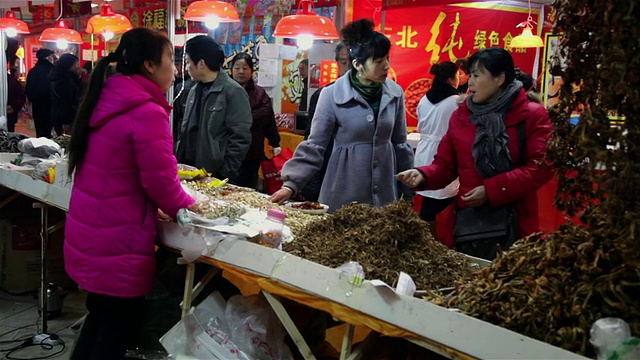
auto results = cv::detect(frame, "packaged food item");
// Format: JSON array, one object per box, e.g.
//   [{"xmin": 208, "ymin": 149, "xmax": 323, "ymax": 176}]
[
  {"xmin": 257, "ymin": 208, "xmax": 287, "ymax": 249},
  {"xmin": 178, "ymin": 164, "xmax": 208, "ymax": 180}
]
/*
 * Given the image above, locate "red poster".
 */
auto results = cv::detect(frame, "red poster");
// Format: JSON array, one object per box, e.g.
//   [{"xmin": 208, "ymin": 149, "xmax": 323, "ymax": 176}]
[
  {"xmin": 381, "ymin": 3, "xmax": 541, "ymax": 126},
  {"xmin": 318, "ymin": 60, "xmax": 338, "ymax": 87}
]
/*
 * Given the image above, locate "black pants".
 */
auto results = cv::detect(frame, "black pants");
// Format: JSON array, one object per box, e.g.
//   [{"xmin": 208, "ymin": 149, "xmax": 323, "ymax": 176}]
[
  {"xmin": 71, "ymin": 292, "xmax": 145, "ymax": 360},
  {"xmin": 33, "ymin": 115, "xmax": 52, "ymax": 138},
  {"xmin": 233, "ymin": 159, "xmax": 261, "ymax": 189}
]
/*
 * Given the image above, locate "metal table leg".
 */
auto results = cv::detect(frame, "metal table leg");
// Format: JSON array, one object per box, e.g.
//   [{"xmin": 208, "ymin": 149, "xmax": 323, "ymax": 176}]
[
  {"xmin": 262, "ymin": 291, "xmax": 317, "ymax": 360},
  {"xmin": 177, "ymin": 257, "xmax": 219, "ymax": 318}
]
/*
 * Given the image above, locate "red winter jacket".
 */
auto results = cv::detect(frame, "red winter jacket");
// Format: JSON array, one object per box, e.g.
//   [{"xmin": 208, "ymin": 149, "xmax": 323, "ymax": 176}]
[
  {"xmin": 417, "ymin": 89, "xmax": 553, "ymax": 244},
  {"xmin": 65, "ymin": 74, "xmax": 194, "ymax": 298}
]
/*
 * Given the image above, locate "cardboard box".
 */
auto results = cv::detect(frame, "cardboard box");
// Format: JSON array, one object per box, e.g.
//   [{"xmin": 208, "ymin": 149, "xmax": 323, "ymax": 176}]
[
  {"xmin": 53, "ymin": 160, "xmax": 73, "ymax": 190},
  {"xmin": 0, "ymin": 220, "xmax": 75, "ymax": 294}
]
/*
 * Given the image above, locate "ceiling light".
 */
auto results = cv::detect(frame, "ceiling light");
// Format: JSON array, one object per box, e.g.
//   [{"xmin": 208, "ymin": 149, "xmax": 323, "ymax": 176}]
[
  {"xmin": 510, "ymin": 0, "xmax": 544, "ymax": 48},
  {"xmin": 184, "ymin": 1, "xmax": 240, "ymax": 24},
  {"xmin": 273, "ymin": 0, "xmax": 339, "ymax": 47},
  {"xmin": 0, "ymin": 11, "xmax": 30, "ymax": 37},
  {"xmin": 86, "ymin": 4, "xmax": 133, "ymax": 35},
  {"xmin": 39, "ymin": 19, "xmax": 84, "ymax": 48}
]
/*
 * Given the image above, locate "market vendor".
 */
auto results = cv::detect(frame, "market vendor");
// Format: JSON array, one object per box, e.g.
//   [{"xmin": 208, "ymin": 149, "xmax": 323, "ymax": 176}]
[
  {"xmin": 396, "ymin": 47, "xmax": 553, "ymax": 260},
  {"xmin": 65, "ymin": 28, "xmax": 197, "ymax": 359},
  {"xmin": 270, "ymin": 19, "xmax": 414, "ymax": 212}
]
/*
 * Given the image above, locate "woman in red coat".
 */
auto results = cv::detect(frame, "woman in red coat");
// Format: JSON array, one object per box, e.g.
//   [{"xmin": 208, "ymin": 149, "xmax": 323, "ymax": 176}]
[{"xmin": 397, "ymin": 48, "xmax": 553, "ymax": 259}]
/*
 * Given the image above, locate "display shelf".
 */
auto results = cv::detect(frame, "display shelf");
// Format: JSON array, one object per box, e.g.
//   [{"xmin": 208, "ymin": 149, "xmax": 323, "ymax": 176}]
[
  {"xmin": 158, "ymin": 222, "xmax": 587, "ymax": 360},
  {"xmin": 0, "ymin": 167, "xmax": 70, "ymax": 211}
]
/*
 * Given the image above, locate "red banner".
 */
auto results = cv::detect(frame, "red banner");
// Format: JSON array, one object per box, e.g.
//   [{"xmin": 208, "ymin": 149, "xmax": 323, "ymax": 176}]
[{"xmin": 379, "ymin": 3, "xmax": 540, "ymax": 126}]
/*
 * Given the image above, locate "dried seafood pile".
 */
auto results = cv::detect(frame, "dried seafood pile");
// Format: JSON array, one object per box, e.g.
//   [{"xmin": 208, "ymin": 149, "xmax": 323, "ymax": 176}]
[
  {"xmin": 284, "ymin": 201, "xmax": 473, "ymax": 290},
  {"xmin": 181, "ymin": 180, "xmax": 320, "ymax": 236},
  {"xmin": 449, "ymin": 225, "xmax": 640, "ymax": 355}
]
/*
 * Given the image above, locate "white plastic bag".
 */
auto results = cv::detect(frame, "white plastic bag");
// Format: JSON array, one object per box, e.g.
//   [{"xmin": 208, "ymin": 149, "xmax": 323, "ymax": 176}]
[
  {"xmin": 17, "ymin": 137, "xmax": 61, "ymax": 158},
  {"xmin": 590, "ymin": 318, "xmax": 640, "ymax": 360},
  {"xmin": 224, "ymin": 295, "xmax": 293, "ymax": 360}
]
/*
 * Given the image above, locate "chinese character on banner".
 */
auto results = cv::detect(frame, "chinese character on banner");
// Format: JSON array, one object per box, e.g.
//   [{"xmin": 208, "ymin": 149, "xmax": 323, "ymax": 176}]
[
  {"xmin": 375, "ymin": 24, "xmax": 393, "ymax": 39},
  {"xmin": 142, "ymin": 10, "xmax": 154, "ymax": 28},
  {"xmin": 503, "ymin": 32, "xmax": 514, "ymax": 51},
  {"xmin": 153, "ymin": 8, "xmax": 165, "ymax": 30},
  {"xmin": 396, "ymin": 26, "xmax": 418, "ymax": 48},
  {"xmin": 473, "ymin": 30, "xmax": 487, "ymax": 50},
  {"xmin": 319, "ymin": 60, "xmax": 338, "ymax": 87},
  {"xmin": 440, "ymin": 12, "xmax": 469, "ymax": 62},
  {"xmin": 488, "ymin": 31, "xmax": 500, "ymax": 46},
  {"xmin": 129, "ymin": 11, "xmax": 140, "ymax": 28}
]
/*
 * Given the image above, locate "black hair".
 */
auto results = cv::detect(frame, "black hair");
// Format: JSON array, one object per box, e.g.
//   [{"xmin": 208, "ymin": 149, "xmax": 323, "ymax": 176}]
[
  {"xmin": 430, "ymin": 61, "xmax": 459, "ymax": 84},
  {"xmin": 68, "ymin": 27, "xmax": 171, "ymax": 176},
  {"xmin": 455, "ymin": 58, "xmax": 469, "ymax": 75},
  {"xmin": 334, "ymin": 42, "xmax": 346, "ymax": 61},
  {"xmin": 300, "ymin": 59, "xmax": 309, "ymax": 66},
  {"xmin": 185, "ymin": 35, "xmax": 225, "ymax": 72},
  {"xmin": 515, "ymin": 67, "xmax": 537, "ymax": 92},
  {"xmin": 468, "ymin": 47, "xmax": 516, "ymax": 88},
  {"xmin": 341, "ymin": 19, "xmax": 391, "ymax": 70},
  {"xmin": 230, "ymin": 52, "xmax": 254, "ymax": 71},
  {"xmin": 82, "ymin": 61, "xmax": 93, "ymax": 74}
]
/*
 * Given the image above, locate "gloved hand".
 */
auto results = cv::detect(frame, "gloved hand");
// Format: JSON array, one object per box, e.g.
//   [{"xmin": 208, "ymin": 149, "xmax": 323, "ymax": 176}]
[{"xmin": 273, "ymin": 147, "xmax": 282, "ymax": 157}]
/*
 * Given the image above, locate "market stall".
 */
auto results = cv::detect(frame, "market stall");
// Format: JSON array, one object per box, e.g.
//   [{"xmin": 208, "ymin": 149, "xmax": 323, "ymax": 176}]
[{"xmin": 0, "ymin": 165, "xmax": 586, "ymax": 359}]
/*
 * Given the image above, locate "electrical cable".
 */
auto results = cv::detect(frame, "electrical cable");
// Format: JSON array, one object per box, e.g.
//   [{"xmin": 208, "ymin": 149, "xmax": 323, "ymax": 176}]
[{"xmin": 4, "ymin": 334, "xmax": 66, "ymax": 360}]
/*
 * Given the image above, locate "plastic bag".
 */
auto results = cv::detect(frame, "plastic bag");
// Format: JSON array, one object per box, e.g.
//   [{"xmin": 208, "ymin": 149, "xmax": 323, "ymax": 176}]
[
  {"xmin": 0, "ymin": 116, "xmax": 6, "ymax": 132},
  {"xmin": 225, "ymin": 295, "xmax": 293, "ymax": 360},
  {"xmin": 177, "ymin": 164, "xmax": 208, "ymax": 180},
  {"xmin": 17, "ymin": 137, "xmax": 61, "ymax": 158},
  {"xmin": 590, "ymin": 318, "xmax": 640, "ymax": 360},
  {"xmin": 336, "ymin": 261, "xmax": 365, "ymax": 286}
]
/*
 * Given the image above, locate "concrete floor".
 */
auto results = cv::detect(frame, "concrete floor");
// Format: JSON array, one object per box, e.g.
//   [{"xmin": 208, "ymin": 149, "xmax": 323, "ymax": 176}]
[{"xmin": 0, "ymin": 289, "xmax": 86, "ymax": 360}]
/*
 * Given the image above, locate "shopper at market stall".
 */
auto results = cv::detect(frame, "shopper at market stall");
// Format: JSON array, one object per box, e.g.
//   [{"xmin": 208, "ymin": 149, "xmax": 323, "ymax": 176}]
[
  {"xmin": 301, "ymin": 42, "xmax": 349, "ymax": 202},
  {"xmin": 65, "ymin": 28, "xmax": 196, "ymax": 360},
  {"xmin": 414, "ymin": 61, "xmax": 460, "ymax": 235},
  {"xmin": 455, "ymin": 57, "xmax": 470, "ymax": 94},
  {"xmin": 298, "ymin": 59, "xmax": 309, "ymax": 111},
  {"xmin": 270, "ymin": 19, "xmax": 414, "ymax": 211},
  {"xmin": 49, "ymin": 53, "xmax": 81, "ymax": 136},
  {"xmin": 229, "ymin": 52, "xmax": 281, "ymax": 189},
  {"xmin": 397, "ymin": 47, "xmax": 553, "ymax": 260},
  {"xmin": 6, "ymin": 67, "xmax": 25, "ymax": 133},
  {"xmin": 25, "ymin": 48, "xmax": 56, "ymax": 138},
  {"xmin": 175, "ymin": 35, "xmax": 252, "ymax": 181}
]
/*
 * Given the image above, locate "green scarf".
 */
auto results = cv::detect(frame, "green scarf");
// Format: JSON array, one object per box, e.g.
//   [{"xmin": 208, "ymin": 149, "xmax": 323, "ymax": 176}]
[{"xmin": 350, "ymin": 71, "xmax": 383, "ymax": 117}]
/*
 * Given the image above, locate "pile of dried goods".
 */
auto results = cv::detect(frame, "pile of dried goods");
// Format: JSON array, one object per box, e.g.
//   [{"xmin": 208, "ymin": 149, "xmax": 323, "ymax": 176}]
[
  {"xmin": 446, "ymin": 1, "xmax": 640, "ymax": 356},
  {"xmin": 284, "ymin": 201, "xmax": 473, "ymax": 290},
  {"xmin": 181, "ymin": 180, "xmax": 320, "ymax": 236},
  {"xmin": 448, "ymin": 225, "xmax": 640, "ymax": 356}
]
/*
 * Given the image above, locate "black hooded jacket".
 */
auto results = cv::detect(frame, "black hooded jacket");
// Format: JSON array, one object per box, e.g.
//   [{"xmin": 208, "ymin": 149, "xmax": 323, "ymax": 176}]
[
  {"xmin": 25, "ymin": 59, "xmax": 55, "ymax": 120},
  {"xmin": 49, "ymin": 66, "xmax": 81, "ymax": 127}
]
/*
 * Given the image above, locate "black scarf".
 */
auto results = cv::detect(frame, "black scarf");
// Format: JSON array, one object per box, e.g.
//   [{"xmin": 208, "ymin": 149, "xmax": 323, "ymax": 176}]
[
  {"xmin": 426, "ymin": 81, "xmax": 459, "ymax": 104},
  {"xmin": 466, "ymin": 80, "xmax": 523, "ymax": 179}
]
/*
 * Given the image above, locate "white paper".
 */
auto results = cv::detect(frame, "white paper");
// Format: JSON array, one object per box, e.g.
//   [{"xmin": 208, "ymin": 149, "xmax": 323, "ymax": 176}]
[
  {"xmin": 257, "ymin": 72, "xmax": 277, "ymax": 87},
  {"xmin": 395, "ymin": 272, "xmax": 417, "ymax": 296},
  {"xmin": 82, "ymin": 49, "xmax": 99, "ymax": 63},
  {"xmin": 259, "ymin": 58, "xmax": 277, "ymax": 73},
  {"xmin": 279, "ymin": 45, "xmax": 298, "ymax": 60},
  {"xmin": 371, "ymin": 272, "xmax": 416, "ymax": 296},
  {"xmin": 259, "ymin": 43, "xmax": 279, "ymax": 59}
]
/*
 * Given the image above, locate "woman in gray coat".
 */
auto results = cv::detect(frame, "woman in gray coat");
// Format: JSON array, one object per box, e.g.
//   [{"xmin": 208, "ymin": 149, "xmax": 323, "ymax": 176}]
[{"xmin": 270, "ymin": 19, "xmax": 414, "ymax": 212}]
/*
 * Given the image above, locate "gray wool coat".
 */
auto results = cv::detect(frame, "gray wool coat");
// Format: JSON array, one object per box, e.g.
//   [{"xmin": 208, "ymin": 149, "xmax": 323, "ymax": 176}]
[{"xmin": 282, "ymin": 71, "xmax": 414, "ymax": 213}]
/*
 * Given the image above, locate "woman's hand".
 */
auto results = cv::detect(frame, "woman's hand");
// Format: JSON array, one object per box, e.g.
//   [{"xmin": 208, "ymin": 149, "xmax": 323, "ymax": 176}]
[
  {"xmin": 269, "ymin": 187, "xmax": 293, "ymax": 204},
  {"xmin": 461, "ymin": 185, "xmax": 488, "ymax": 207},
  {"xmin": 158, "ymin": 209, "xmax": 172, "ymax": 221},
  {"xmin": 396, "ymin": 169, "xmax": 425, "ymax": 188}
]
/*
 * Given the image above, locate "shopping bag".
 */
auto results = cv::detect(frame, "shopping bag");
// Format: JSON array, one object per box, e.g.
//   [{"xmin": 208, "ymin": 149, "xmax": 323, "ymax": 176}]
[{"xmin": 261, "ymin": 148, "xmax": 293, "ymax": 195}]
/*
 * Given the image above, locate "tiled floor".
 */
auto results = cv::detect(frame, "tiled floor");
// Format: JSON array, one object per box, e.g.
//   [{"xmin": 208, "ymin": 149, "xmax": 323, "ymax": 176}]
[{"xmin": 0, "ymin": 289, "xmax": 86, "ymax": 360}]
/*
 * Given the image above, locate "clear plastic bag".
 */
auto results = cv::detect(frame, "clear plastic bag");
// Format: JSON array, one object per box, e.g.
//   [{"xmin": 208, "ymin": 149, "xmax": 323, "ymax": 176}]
[
  {"xmin": 17, "ymin": 137, "xmax": 61, "ymax": 158},
  {"xmin": 336, "ymin": 261, "xmax": 365, "ymax": 286},
  {"xmin": 224, "ymin": 295, "xmax": 293, "ymax": 360},
  {"xmin": 590, "ymin": 318, "xmax": 640, "ymax": 360}
]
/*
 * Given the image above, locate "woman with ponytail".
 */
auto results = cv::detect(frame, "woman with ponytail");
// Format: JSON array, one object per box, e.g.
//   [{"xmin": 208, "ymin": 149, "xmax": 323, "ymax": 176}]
[
  {"xmin": 65, "ymin": 28, "xmax": 195, "ymax": 359},
  {"xmin": 270, "ymin": 19, "xmax": 414, "ymax": 211}
]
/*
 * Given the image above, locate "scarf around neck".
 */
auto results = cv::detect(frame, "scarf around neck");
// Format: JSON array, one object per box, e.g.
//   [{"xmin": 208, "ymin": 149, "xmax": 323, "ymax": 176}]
[
  {"xmin": 350, "ymin": 71, "xmax": 383, "ymax": 115},
  {"xmin": 426, "ymin": 81, "xmax": 459, "ymax": 104},
  {"xmin": 466, "ymin": 80, "xmax": 523, "ymax": 179}
]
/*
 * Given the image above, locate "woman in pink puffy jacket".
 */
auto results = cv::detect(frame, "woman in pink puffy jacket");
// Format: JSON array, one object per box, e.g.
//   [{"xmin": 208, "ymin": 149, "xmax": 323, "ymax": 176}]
[{"xmin": 65, "ymin": 28, "xmax": 195, "ymax": 359}]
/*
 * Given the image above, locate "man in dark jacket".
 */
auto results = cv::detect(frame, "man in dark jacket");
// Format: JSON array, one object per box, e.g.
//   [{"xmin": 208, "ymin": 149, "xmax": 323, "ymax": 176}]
[
  {"xmin": 175, "ymin": 35, "xmax": 252, "ymax": 181},
  {"xmin": 6, "ymin": 67, "xmax": 26, "ymax": 133},
  {"xmin": 25, "ymin": 48, "xmax": 56, "ymax": 137},
  {"xmin": 49, "ymin": 53, "xmax": 81, "ymax": 136}
]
